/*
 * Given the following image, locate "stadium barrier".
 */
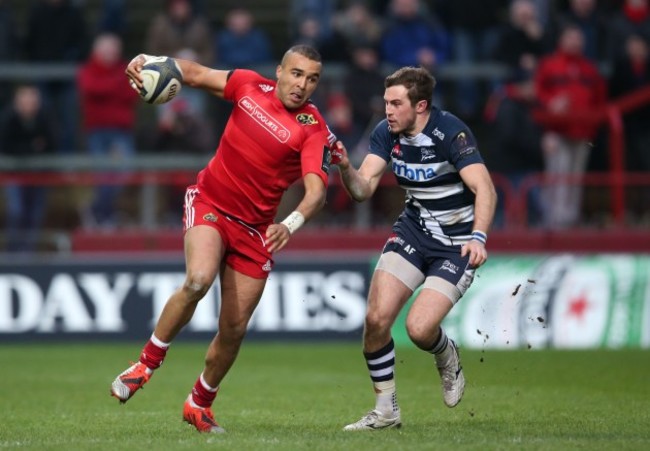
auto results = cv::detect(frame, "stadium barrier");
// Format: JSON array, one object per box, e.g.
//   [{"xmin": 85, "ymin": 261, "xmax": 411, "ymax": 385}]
[
  {"xmin": 0, "ymin": 254, "xmax": 648, "ymax": 349},
  {"xmin": 0, "ymin": 164, "xmax": 648, "ymax": 240}
]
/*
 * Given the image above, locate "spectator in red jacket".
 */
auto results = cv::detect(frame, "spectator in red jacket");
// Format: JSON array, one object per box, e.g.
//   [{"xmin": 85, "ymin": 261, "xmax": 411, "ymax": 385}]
[
  {"xmin": 533, "ymin": 24, "xmax": 607, "ymax": 228},
  {"xmin": 78, "ymin": 32, "xmax": 139, "ymax": 227}
]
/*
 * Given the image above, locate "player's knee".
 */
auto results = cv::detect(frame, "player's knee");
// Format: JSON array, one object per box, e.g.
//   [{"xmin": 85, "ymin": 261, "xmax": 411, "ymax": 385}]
[
  {"xmin": 182, "ymin": 271, "xmax": 214, "ymax": 301},
  {"xmin": 223, "ymin": 314, "xmax": 251, "ymax": 339},
  {"xmin": 364, "ymin": 310, "xmax": 392, "ymax": 335},
  {"xmin": 405, "ymin": 317, "xmax": 434, "ymax": 349}
]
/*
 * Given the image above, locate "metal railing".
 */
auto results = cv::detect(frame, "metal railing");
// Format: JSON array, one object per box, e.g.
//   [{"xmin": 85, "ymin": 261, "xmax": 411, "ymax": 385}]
[{"xmin": 1, "ymin": 161, "xmax": 647, "ymax": 226}]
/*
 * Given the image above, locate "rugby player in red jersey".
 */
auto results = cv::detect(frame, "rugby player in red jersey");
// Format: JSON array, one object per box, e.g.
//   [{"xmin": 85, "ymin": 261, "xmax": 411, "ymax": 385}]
[{"xmin": 110, "ymin": 45, "xmax": 338, "ymax": 433}]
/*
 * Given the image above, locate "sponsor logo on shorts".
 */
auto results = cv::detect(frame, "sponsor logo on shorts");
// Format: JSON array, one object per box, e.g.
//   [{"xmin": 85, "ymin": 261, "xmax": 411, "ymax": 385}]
[
  {"xmin": 238, "ymin": 96, "xmax": 290, "ymax": 143},
  {"xmin": 262, "ymin": 260, "xmax": 272, "ymax": 272},
  {"xmin": 296, "ymin": 113, "xmax": 318, "ymax": 125},
  {"xmin": 386, "ymin": 234, "xmax": 405, "ymax": 246},
  {"xmin": 440, "ymin": 260, "xmax": 459, "ymax": 274},
  {"xmin": 203, "ymin": 212, "xmax": 218, "ymax": 222}
]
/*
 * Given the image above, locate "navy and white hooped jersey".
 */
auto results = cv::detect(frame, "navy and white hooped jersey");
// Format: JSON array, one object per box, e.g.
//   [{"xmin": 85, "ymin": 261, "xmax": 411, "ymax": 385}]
[{"xmin": 369, "ymin": 107, "xmax": 484, "ymax": 248}]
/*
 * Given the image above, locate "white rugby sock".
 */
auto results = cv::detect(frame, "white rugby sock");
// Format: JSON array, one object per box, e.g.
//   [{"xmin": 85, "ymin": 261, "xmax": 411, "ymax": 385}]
[
  {"xmin": 364, "ymin": 339, "xmax": 400, "ymax": 416},
  {"xmin": 429, "ymin": 328, "xmax": 452, "ymax": 365},
  {"xmin": 375, "ymin": 380, "xmax": 399, "ymax": 416}
]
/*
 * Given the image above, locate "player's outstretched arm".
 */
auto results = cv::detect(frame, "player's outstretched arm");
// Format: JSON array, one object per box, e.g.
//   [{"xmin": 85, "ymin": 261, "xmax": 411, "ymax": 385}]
[
  {"xmin": 125, "ymin": 53, "xmax": 230, "ymax": 99},
  {"xmin": 266, "ymin": 173, "xmax": 327, "ymax": 253},
  {"xmin": 173, "ymin": 58, "xmax": 230, "ymax": 98},
  {"xmin": 333, "ymin": 142, "xmax": 386, "ymax": 203}
]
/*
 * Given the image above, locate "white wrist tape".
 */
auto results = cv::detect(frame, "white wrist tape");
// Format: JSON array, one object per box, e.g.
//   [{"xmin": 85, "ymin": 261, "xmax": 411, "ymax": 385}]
[{"xmin": 280, "ymin": 211, "xmax": 305, "ymax": 235}]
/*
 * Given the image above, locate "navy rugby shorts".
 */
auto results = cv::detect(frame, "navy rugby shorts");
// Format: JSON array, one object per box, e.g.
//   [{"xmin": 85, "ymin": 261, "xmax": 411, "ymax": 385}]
[{"xmin": 381, "ymin": 216, "xmax": 473, "ymax": 289}]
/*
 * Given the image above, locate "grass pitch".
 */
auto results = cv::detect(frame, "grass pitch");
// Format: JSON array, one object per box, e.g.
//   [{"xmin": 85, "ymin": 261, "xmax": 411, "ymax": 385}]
[{"xmin": 0, "ymin": 342, "xmax": 648, "ymax": 450}]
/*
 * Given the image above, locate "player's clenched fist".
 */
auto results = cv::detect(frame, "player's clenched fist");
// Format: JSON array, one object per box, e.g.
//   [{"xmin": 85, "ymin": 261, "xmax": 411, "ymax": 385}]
[{"xmin": 330, "ymin": 141, "xmax": 348, "ymax": 168}]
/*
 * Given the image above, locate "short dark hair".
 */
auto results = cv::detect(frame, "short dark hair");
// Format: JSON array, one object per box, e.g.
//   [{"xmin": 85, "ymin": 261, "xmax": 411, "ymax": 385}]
[
  {"xmin": 282, "ymin": 45, "xmax": 322, "ymax": 64},
  {"xmin": 384, "ymin": 67, "xmax": 436, "ymax": 110}
]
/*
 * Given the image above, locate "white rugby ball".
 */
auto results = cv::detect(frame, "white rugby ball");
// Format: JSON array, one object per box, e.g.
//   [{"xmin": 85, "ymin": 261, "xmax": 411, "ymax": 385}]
[{"xmin": 137, "ymin": 56, "xmax": 183, "ymax": 105}]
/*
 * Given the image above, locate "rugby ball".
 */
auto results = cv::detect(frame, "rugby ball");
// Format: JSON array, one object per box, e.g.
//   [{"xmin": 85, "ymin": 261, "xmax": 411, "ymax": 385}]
[{"xmin": 137, "ymin": 56, "xmax": 183, "ymax": 105}]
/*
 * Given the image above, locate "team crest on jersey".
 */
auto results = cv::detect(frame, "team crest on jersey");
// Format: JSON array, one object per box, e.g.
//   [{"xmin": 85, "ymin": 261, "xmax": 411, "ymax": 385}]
[
  {"xmin": 455, "ymin": 131, "xmax": 477, "ymax": 159},
  {"xmin": 258, "ymin": 83, "xmax": 274, "ymax": 93},
  {"xmin": 421, "ymin": 147, "xmax": 436, "ymax": 161},
  {"xmin": 456, "ymin": 132, "xmax": 468, "ymax": 146},
  {"xmin": 391, "ymin": 144, "xmax": 402, "ymax": 158},
  {"xmin": 296, "ymin": 113, "xmax": 318, "ymax": 125},
  {"xmin": 203, "ymin": 212, "xmax": 218, "ymax": 223}
]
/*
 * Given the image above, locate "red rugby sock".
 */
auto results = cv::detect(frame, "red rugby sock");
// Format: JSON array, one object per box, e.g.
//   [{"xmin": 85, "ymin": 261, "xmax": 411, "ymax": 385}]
[
  {"xmin": 191, "ymin": 374, "xmax": 218, "ymax": 408},
  {"xmin": 139, "ymin": 339, "xmax": 168, "ymax": 370}
]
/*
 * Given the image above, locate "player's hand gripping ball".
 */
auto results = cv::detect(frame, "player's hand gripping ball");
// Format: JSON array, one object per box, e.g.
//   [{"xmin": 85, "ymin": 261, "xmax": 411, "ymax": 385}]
[{"xmin": 135, "ymin": 56, "xmax": 183, "ymax": 105}]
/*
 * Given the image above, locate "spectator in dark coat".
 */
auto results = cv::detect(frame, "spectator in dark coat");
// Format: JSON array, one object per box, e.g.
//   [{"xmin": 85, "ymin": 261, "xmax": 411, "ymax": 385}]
[
  {"xmin": 215, "ymin": 8, "xmax": 273, "ymax": 68},
  {"xmin": 0, "ymin": 86, "xmax": 57, "ymax": 251},
  {"xmin": 492, "ymin": 0, "xmax": 546, "ymax": 81},
  {"xmin": 546, "ymin": 0, "xmax": 609, "ymax": 63},
  {"xmin": 486, "ymin": 0, "xmax": 546, "ymax": 227},
  {"xmin": 608, "ymin": 0, "xmax": 650, "ymax": 60},
  {"xmin": 380, "ymin": 0, "xmax": 449, "ymax": 71},
  {"xmin": 609, "ymin": 33, "xmax": 650, "ymax": 171},
  {"xmin": 0, "ymin": 0, "xmax": 19, "ymax": 107},
  {"xmin": 145, "ymin": 0, "xmax": 213, "ymax": 67},
  {"xmin": 437, "ymin": 0, "xmax": 509, "ymax": 118},
  {"xmin": 343, "ymin": 43, "xmax": 385, "ymax": 139},
  {"xmin": 23, "ymin": 0, "xmax": 88, "ymax": 153}
]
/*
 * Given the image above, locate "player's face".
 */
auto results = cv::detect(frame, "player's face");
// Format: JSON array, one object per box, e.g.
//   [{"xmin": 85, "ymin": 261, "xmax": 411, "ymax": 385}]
[
  {"xmin": 384, "ymin": 85, "xmax": 418, "ymax": 135},
  {"xmin": 275, "ymin": 53, "xmax": 321, "ymax": 109}
]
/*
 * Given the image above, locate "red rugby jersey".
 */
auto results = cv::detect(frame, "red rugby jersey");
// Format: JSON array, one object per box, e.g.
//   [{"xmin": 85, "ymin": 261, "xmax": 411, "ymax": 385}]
[{"xmin": 196, "ymin": 69, "xmax": 335, "ymax": 226}]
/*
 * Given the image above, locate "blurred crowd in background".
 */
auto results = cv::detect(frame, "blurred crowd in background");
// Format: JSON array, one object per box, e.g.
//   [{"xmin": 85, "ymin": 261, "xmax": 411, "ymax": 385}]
[{"xmin": 0, "ymin": 0, "xmax": 650, "ymax": 251}]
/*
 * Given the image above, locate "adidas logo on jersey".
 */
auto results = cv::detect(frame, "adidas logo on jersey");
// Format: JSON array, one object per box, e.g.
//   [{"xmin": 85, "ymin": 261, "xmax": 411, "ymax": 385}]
[{"xmin": 259, "ymin": 83, "xmax": 274, "ymax": 93}]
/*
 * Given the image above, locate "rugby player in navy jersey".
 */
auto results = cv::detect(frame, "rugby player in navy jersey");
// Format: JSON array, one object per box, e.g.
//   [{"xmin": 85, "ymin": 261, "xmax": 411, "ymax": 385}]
[{"xmin": 332, "ymin": 66, "xmax": 497, "ymax": 430}]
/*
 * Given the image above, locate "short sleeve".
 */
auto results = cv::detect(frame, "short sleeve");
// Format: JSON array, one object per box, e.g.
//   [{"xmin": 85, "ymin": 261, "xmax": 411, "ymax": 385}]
[
  {"xmin": 223, "ymin": 69, "xmax": 262, "ymax": 102},
  {"xmin": 300, "ymin": 129, "xmax": 331, "ymax": 187},
  {"xmin": 368, "ymin": 120, "xmax": 393, "ymax": 162},
  {"xmin": 449, "ymin": 129, "xmax": 484, "ymax": 170}
]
